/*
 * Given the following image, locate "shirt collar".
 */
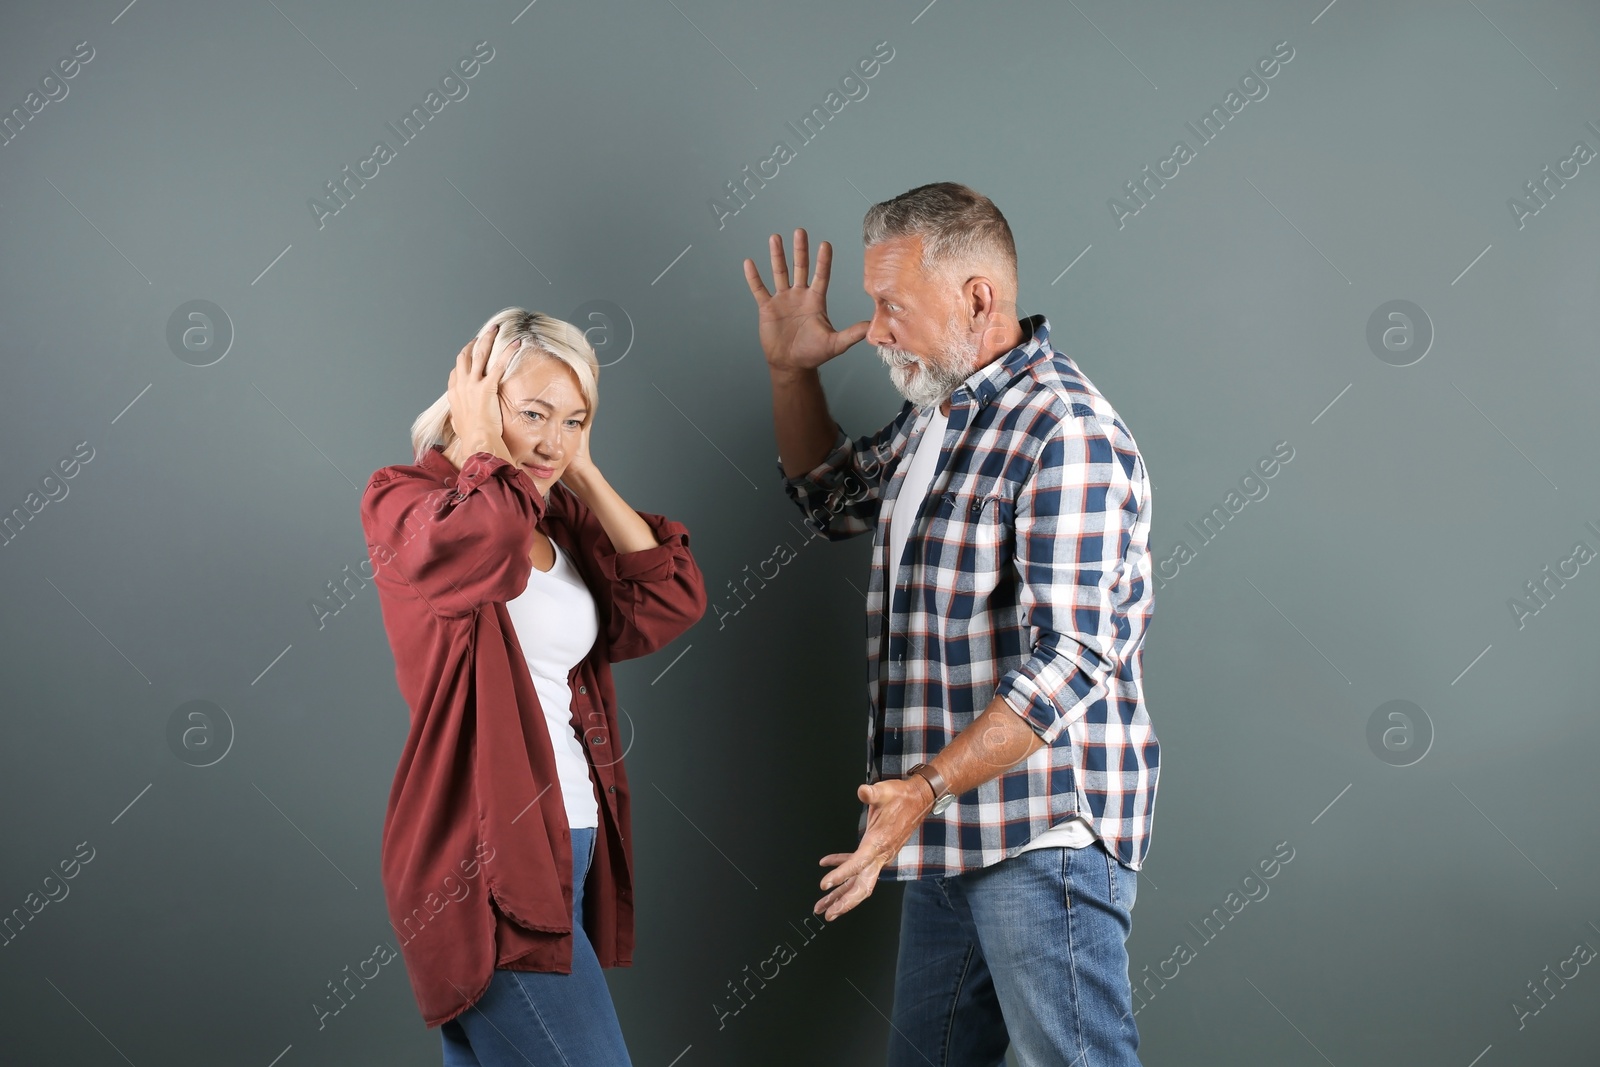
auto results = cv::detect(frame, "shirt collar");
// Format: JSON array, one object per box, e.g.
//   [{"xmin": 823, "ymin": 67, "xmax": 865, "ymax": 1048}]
[
  {"xmin": 418, "ymin": 442, "xmax": 451, "ymax": 479},
  {"xmin": 948, "ymin": 314, "xmax": 1051, "ymax": 413}
]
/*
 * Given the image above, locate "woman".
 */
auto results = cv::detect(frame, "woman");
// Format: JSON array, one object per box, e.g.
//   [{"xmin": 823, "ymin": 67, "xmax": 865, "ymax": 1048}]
[{"xmin": 359, "ymin": 309, "xmax": 706, "ymax": 1065}]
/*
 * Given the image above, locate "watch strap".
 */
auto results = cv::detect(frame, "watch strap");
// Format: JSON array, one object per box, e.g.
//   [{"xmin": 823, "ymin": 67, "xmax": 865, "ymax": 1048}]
[{"xmin": 906, "ymin": 762, "xmax": 948, "ymax": 806}]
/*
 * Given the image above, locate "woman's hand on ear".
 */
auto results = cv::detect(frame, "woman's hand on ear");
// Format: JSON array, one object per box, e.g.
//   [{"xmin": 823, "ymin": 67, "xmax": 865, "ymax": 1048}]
[
  {"xmin": 445, "ymin": 324, "xmax": 519, "ymax": 467},
  {"xmin": 559, "ymin": 417, "xmax": 597, "ymax": 496}
]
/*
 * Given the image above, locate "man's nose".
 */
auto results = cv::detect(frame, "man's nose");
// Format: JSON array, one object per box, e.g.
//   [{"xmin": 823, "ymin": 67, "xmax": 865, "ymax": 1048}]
[{"xmin": 866, "ymin": 309, "xmax": 894, "ymax": 348}]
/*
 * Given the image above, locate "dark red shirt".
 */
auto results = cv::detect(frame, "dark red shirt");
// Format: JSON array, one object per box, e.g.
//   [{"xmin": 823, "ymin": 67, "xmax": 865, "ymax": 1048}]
[{"xmin": 359, "ymin": 445, "xmax": 706, "ymax": 1027}]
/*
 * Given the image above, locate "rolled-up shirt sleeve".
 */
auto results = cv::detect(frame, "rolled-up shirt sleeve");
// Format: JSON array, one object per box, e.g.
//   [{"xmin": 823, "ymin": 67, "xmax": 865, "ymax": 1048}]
[
  {"xmin": 994, "ymin": 412, "xmax": 1146, "ymax": 745},
  {"xmin": 361, "ymin": 451, "xmax": 545, "ymax": 619},
  {"xmin": 583, "ymin": 506, "xmax": 707, "ymax": 662},
  {"xmin": 777, "ymin": 402, "xmax": 915, "ymax": 541}
]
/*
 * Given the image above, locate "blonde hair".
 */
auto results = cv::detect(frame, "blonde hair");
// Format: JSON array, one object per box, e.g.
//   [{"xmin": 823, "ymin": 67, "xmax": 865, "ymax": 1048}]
[{"xmin": 409, "ymin": 307, "xmax": 600, "ymax": 463}]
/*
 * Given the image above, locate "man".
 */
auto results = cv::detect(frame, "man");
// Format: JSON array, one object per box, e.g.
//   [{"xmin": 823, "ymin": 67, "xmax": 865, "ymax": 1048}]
[{"xmin": 742, "ymin": 182, "xmax": 1159, "ymax": 1066}]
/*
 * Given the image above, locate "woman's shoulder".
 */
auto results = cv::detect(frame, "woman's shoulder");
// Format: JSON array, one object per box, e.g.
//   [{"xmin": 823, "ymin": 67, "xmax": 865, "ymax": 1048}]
[{"xmin": 366, "ymin": 447, "xmax": 449, "ymax": 491}]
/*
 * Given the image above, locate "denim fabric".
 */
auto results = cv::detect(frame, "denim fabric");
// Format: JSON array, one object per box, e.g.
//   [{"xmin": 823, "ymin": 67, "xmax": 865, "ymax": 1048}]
[
  {"xmin": 440, "ymin": 828, "xmax": 633, "ymax": 1066},
  {"xmin": 887, "ymin": 842, "xmax": 1141, "ymax": 1066}
]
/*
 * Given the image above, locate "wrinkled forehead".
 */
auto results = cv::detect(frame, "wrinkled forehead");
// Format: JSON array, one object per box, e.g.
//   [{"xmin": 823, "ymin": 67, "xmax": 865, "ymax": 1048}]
[
  {"xmin": 500, "ymin": 358, "xmax": 586, "ymax": 411},
  {"xmin": 863, "ymin": 235, "xmax": 931, "ymax": 297}
]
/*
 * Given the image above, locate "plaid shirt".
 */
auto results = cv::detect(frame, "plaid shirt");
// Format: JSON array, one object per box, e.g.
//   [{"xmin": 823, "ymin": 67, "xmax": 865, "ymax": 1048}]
[{"xmin": 778, "ymin": 314, "xmax": 1159, "ymax": 875}]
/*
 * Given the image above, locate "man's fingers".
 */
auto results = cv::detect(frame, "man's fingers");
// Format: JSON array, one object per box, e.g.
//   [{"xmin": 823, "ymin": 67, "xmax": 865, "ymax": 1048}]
[
  {"xmin": 819, "ymin": 875, "xmax": 874, "ymax": 920},
  {"xmin": 814, "ymin": 873, "xmax": 860, "ymax": 914},
  {"xmin": 820, "ymin": 861, "xmax": 862, "ymax": 893},
  {"xmin": 832, "ymin": 321, "xmax": 870, "ymax": 358},
  {"xmin": 819, "ymin": 849, "xmax": 876, "ymax": 892},
  {"xmin": 814, "ymin": 885, "xmax": 850, "ymax": 917},
  {"xmin": 769, "ymin": 232, "xmax": 791, "ymax": 291},
  {"xmin": 741, "ymin": 257, "xmax": 772, "ymax": 304},
  {"xmin": 792, "ymin": 228, "xmax": 810, "ymax": 288},
  {"xmin": 811, "ymin": 239, "xmax": 834, "ymax": 292}
]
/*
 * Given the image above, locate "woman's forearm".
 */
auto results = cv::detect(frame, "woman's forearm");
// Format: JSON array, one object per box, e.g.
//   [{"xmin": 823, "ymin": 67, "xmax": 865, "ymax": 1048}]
[{"xmin": 562, "ymin": 468, "xmax": 659, "ymax": 554}]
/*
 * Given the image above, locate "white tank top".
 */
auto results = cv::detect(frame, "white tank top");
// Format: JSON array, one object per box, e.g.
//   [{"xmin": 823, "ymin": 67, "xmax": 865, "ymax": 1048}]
[
  {"xmin": 504, "ymin": 538, "xmax": 600, "ymax": 829},
  {"xmin": 889, "ymin": 403, "xmax": 1098, "ymax": 852}
]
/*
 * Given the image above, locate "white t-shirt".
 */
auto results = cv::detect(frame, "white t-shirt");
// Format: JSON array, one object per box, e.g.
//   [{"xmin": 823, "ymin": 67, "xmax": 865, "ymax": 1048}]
[
  {"xmin": 504, "ymin": 538, "xmax": 600, "ymax": 830},
  {"xmin": 888, "ymin": 403, "xmax": 1098, "ymax": 853}
]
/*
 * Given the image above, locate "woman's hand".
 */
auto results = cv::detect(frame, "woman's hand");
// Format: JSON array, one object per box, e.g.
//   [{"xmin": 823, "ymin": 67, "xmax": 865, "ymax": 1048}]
[
  {"xmin": 559, "ymin": 417, "xmax": 597, "ymax": 496},
  {"xmin": 445, "ymin": 323, "xmax": 520, "ymax": 467},
  {"xmin": 559, "ymin": 416, "xmax": 660, "ymax": 553}
]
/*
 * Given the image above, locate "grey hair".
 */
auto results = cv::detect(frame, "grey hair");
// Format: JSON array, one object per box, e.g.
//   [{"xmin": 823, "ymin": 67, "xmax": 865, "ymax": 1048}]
[
  {"xmin": 409, "ymin": 307, "xmax": 600, "ymax": 464},
  {"xmin": 861, "ymin": 182, "xmax": 1018, "ymax": 292}
]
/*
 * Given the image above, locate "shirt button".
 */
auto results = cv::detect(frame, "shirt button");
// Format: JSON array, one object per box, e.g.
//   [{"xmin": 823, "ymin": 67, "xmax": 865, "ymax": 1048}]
[
  {"xmin": 590, "ymin": 736, "xmax": 603, "ymax": 744},
  {"xmin": 578, "ymin": 686, "xmax": 587, "ymax": 694},
  {"xmin": 607, "ymin": 785, "xmax": 616, "ymax": 794}
]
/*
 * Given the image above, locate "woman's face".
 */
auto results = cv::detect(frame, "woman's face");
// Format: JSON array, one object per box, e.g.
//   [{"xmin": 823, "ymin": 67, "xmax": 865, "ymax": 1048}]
[{"xmin": 495, "ymin": 356, "xmax": 588, "ymax": 495}]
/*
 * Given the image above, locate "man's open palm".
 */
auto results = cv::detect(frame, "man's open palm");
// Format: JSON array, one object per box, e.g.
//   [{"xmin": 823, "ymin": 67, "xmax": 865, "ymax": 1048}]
[{"xmin": 743, "ymin": 228, "xmax": 870, "ymax": 373}]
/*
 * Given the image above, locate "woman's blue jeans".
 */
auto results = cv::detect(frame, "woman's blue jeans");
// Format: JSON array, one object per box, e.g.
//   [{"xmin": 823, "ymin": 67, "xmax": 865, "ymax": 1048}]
[
  {"xmin": 440, "ymin": 827, "xmax": 633, "ymax": 1066},
  {"xmin": 887, "ymin": 841, "xmax": 1142, "ymax": 1066}
]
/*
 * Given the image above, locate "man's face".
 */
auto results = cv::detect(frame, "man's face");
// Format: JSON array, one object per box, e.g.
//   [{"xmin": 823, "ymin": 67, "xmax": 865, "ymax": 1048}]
[{"xmin": 862, "ymin": 236, "xmax": 982, "ymax": 409}]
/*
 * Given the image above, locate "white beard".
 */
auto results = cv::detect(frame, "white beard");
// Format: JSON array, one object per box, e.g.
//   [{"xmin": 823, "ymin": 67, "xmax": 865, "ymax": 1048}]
[{"xmin": 878, "ymin": 318, "xmax": 983, "ymax": 408}]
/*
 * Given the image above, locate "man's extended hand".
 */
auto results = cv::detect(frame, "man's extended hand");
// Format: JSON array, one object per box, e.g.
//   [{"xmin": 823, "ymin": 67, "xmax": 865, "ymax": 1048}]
[
  {"xmin": 815, "ymin": 776, "xmax": 934, "ymax": 921},
  {"xmin": 743, "ymin": 228, "xmax": 870, "ymax": 375},
  {"xmin": 815, "ymin": 695, "xmax": 1048, "ymax": 921}
]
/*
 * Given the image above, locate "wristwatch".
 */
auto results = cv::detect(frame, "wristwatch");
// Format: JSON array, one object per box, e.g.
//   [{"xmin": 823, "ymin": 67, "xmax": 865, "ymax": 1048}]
[{"xmin": 906, "ymin": 762, "xmax": 955, "ymax": 815}]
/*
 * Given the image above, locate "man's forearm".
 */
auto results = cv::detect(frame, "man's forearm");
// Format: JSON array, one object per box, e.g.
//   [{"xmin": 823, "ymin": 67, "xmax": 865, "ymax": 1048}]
[
  {"xmin": 772, "ymin": 366, "xmax": 839, "ymax": 479},
  {"xmin": 921, "ymin": 693, "xmax": 1046, "ymax": 802}
]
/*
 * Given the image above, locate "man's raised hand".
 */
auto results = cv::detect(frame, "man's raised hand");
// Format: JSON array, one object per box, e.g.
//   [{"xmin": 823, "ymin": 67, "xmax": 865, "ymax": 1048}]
[{"xmin": 743, "ymin": 228, "xmax": 871, "ymax": 375}]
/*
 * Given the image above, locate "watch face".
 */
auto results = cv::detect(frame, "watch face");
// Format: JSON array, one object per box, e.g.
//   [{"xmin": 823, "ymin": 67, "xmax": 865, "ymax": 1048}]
[{"xmin": 932, "ymin": 794, "xmax": 954, "ymax": 815}]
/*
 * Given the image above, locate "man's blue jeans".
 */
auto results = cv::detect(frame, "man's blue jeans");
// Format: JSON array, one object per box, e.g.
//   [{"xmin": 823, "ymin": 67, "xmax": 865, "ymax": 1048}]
[
  {"xmin": 887, "ymin": 841, "xmax": 1141, "ymax": 1066},
  {"xmin": 439, "ymin": 827, "xmax": 632, "ymax": 1066}
]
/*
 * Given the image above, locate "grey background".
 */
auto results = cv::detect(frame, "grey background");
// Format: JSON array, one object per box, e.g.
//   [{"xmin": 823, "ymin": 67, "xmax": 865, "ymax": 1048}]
[{"xmin": 1, "ymin": 0, "xmax": 1597, "ymax": 1063}]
